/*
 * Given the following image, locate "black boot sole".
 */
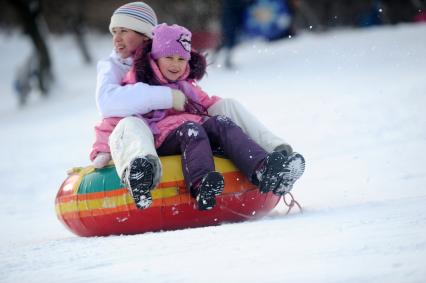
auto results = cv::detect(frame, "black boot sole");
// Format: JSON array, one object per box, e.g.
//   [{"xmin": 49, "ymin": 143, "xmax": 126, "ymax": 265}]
[
  {"xmin": 128, "ymin": 157, "xmax": 154, "ymax": 209},
  {"xmin": 273, "ymin": 153, "xmax": 305, "ymax": 195},
  {"xmin": 259, "ymin": 152, "xmax": 286, "ymax": 193},
  {"xmin": 196, "ymin": 172, "xmax": 225, "ymax": 210}
]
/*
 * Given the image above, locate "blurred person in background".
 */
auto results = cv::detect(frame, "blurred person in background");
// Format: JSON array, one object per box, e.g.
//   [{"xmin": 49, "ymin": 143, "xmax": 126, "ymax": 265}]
[
  {"xmin": 218, "ymin": 0, "xmax": 252, "ymax": 69},
  {"xmin": 7, "ymin": 0, "xmax": 53, "ymax": 106}
]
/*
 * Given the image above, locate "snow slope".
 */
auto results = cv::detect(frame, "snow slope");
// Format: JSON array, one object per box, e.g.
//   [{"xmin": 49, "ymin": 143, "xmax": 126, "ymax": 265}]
[{"xmin": 1, "ymin": 24, "xmax": 425, "ymax": 283}]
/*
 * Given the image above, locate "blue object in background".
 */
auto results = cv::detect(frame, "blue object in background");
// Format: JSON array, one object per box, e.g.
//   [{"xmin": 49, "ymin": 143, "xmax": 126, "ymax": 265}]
[
  {"xmin": 244, "ymin": 0, "xmax": 293, "ymax": 40},
  {"xmin": 357, "ymin": 0, "xmax": 384, "ymax": 27}
]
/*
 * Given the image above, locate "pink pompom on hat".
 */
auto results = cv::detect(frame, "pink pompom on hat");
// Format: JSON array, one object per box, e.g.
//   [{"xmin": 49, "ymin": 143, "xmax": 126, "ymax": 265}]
[{"xmin": 151, "ymin": 24, "xmax": 192, "ymax": 61}]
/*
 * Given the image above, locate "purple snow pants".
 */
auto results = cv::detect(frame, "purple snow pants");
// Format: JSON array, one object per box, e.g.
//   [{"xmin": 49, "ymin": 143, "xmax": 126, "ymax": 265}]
[{"xmin": 157, "ymin": 115, "xmax": 267, "ymax": 192}]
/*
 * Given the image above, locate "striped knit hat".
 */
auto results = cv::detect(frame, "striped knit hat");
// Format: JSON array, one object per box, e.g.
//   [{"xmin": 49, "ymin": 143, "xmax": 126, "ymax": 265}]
[{"xmin": 109, "ymin": 2, "xmax": 158, "ymax": 38}]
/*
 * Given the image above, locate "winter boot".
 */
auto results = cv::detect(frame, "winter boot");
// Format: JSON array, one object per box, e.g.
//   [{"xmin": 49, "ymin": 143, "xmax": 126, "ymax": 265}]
[
  {"xmin": 256, "ymin": 151, "xmax": 287, "ymax": 193},
  {"xmin": 273, "ymin": 152, "xmax": 305, "ymax": 195},
  {"xmin": 194, "ymin": 171, "xmax": 225, "ymax": 210},
  {"xmin": 124, "ymin": 156, "xmax": 156, "ymax": 209}
]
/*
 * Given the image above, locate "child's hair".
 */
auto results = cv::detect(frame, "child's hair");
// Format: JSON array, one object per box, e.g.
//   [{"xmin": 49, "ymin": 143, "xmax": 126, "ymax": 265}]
[
  {"xmin": 109, "ymin": 2, "xmax": 157, "ymax": 38},
  {"xmin": 133, "ymin": 39, "xmax": 207, "ymax": 85}
]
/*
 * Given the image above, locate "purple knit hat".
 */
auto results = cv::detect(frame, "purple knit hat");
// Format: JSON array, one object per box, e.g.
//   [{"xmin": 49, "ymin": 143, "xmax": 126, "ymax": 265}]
[{"xmin": 151, "ymin": 24, "xmax": 192, "ymax": 60}]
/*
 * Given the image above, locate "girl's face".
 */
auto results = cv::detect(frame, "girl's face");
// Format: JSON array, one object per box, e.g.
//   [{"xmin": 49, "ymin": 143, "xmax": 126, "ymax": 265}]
[
  {"xmin": 157, "ymin": 56, "xmax": 188, "ymax": 82},
  {"xmin": 112, "ymin": 27, "xmax": 147, "ymax": 58}
]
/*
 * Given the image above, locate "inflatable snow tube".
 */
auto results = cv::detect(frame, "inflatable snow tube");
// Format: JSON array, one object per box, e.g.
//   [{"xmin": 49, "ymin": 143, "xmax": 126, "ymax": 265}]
[{"xmin": 55, "ymin": 155, "xmax": 281, "ymax": 237}]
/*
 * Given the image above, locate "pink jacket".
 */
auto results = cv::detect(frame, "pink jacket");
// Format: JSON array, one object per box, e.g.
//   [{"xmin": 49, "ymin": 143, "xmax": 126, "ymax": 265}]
[{"xmin": 90, "ymin": 58, "xmax": 220, "ymax": 161}]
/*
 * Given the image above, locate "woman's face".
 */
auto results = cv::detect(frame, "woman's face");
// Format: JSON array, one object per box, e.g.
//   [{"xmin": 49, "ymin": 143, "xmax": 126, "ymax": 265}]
[
  {"xmin": 157, "ymin": 55, "xmax": 188, "ymax": 82},
  {"xmin": 112, "ymin": 27, "xmax": 147, "ymax": 58}
]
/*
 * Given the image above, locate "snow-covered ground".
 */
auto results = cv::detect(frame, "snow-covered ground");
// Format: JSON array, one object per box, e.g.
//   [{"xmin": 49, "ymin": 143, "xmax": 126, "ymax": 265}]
[{"xmin": 1, "ymin": 23, "xmax": 426, "ymax": 283}]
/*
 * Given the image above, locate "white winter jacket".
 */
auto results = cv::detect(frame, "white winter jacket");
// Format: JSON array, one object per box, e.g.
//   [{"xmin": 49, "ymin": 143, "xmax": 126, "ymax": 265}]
[{"xmin": 95, "ymin": 50, "xmax": 173, "ymax": 118}]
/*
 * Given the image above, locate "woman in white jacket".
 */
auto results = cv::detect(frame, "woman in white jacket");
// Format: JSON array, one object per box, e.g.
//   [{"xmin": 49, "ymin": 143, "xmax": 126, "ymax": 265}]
[{"xmin": 94, "ymin": 2, "xmax": 299, "ymax": 207}]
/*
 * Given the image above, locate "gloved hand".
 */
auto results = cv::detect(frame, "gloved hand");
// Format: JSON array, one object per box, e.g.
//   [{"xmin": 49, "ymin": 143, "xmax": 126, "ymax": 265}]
[
  {"xmin": 93, "ymin": 152, "xmax": 112, "ymax": 169},
  {"xmin": 171, "ymin": 89, "xmax": 186, "ymax": 111}
]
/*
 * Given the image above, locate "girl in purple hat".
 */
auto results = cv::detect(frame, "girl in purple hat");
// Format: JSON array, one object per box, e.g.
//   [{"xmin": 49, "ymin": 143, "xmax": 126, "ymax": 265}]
[{"xmin": 112, "ymin": 23, "xmax": 305, "ymax": 210}]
